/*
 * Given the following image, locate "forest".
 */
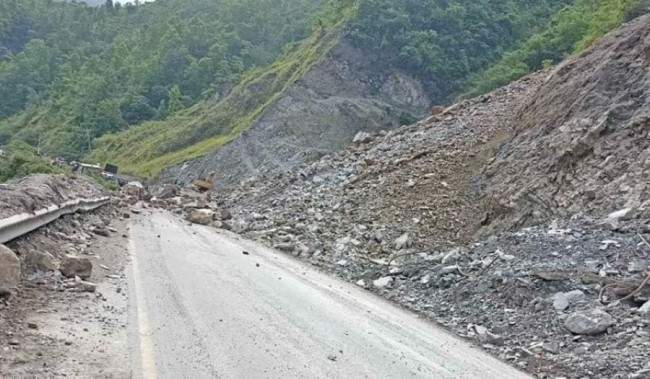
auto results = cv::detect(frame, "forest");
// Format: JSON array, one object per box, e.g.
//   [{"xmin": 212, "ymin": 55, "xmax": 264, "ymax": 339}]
[
  {"xmin": 0, "ymin": 0, "xmax": 326, "ymax": 158},
  {"xmin": 0, "ymin": 0, "xmax": 647, "ymax": 180}
]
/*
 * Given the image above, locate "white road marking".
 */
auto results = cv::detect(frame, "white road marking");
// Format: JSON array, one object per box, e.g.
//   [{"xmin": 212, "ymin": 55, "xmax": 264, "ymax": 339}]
[{"xmin": 128, "ymin": 236, "xmax": 158, "ymax": 379}]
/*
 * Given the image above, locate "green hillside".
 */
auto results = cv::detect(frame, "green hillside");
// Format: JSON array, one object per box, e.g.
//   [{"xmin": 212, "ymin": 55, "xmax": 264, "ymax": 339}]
[
  {"xmin": 464, "ymin": 0, "xmax": 649, "ymax": 97},
  {"xmin": 0, "ymin": 0, "xmax": 327, "ymax": 158},
  {"xmin": 88, "ymin": 8, "xmax": 350, "ymax": 177},
  {"xmin": 1, "ymin": 0, "xmax": 648, "ymax": 180},
  {"xmin": 89, "ymin": 0, "xmax": 581, "ymax": 177}
]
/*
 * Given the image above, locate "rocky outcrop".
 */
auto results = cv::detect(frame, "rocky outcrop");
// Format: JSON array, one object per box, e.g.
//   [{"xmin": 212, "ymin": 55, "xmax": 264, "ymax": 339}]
[{"xmin": 159, "ymin": 39, "xmax": 430, "ymax": 189}]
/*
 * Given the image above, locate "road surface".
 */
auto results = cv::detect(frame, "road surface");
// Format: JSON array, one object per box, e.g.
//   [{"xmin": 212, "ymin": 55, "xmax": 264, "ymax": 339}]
[{"xmin": 127, "ymin": 211, "xmax": 530, "ymax": 379}]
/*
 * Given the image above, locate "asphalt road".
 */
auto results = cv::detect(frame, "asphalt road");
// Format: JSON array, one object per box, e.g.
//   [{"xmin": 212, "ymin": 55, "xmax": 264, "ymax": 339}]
[{"xmin": 127, "ymin": 211, "xmax": 531, "ymax": 379}]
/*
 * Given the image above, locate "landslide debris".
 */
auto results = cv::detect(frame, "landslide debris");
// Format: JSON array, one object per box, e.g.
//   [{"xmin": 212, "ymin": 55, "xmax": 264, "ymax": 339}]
[
  {"xmin": 0, "ymin": 175, "xmax": 107, "ymax": 219},
  {"xmin": 212, "ymin": 15, "xmax": 650, "ymax": 379},
  {"xmin": 0, "ymin": 203, "xmax": 131, "ymax": 378},
  {"xmin": 481, "ymin": 14, "xmax": 650, "ymax": 235}
]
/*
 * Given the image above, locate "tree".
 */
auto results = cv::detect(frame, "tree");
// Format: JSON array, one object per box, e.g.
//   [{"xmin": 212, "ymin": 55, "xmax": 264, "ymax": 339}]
[{"xmin": 167, "ymin": 85, "xmax": 184, "ymax": 115}]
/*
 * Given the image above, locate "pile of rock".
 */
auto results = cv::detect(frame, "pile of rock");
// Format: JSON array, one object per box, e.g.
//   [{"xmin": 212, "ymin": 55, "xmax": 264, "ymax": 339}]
[
  {"xmin": 480, "ymin": 15, "xmax": 650, "ymax": 235},
  {"xmin": 220, "ymin": 69, "xmax": 544, "ymax": 271},
  {"xmin": 0, "ymin": 174, "xmax": 108, "ymax": 220},
  {"xmin": 121, "ymin": 181, "xmax": 152, "ymax": 204},
  {"xmin": 4, "ymin": 203, "xmax": 124, "ymax": 298},
  {"xmin": 209, "ymin": 17, "xmax": 650, "ymax": 378}
]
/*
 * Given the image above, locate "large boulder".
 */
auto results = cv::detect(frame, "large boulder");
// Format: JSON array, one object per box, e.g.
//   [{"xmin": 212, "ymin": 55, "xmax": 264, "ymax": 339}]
[
  {"xmin": 0, "ymin": 245, "xmax": 21, "ymax": 294},
  {"xmin": 60, "ymin": 255, "xmax": 93, "ymax": 280},
  {"xmin": 155, "ymin": 184, "xmax": 180, "ymax": 199},
  {"xmin": 565, "ymin": 309, "xmax": 616, "ymax": 335},
  {"xmin": 121, "ymin": 181, "xmax": 151, "ymax": 201},
  {"xmin": 184, "ymin": 209, "xmax": 215, "ymax": 225}
]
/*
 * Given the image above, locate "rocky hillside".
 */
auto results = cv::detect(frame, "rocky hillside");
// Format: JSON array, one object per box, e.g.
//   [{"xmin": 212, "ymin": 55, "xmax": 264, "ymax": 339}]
[
  {"xmin": 89, "ymin": 0, "xmax": 599, "ymax": 185},
  {"xmin": 155, "ymin": 39, "xmax": 430, "ymax": 188},
  {"xmin": 185, "ymin": 15, "xmax": 650, "ymax": 378},
  {"xmin": 481, "ymin": 16, "xmax": 650, "ymax": 234}
]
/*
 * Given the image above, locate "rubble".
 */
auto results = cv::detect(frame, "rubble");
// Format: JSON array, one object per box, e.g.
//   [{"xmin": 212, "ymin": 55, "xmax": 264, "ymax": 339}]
[
  {"xmin": 481, "ymin": 15, "xmax": 650, "ymax": 235},
  {"xmin": 0, "ymin": 198, "xmax": 131, "ymax": 378},
  {"xmin": 121, "ymin": 181, "xmax": 151, "ymax": 201},
  {"xmin": 0, "ymin": 175, "xmax": 107, "ymax": 219},
  {"xmin": 214, "ymin": 16, "xmax": 650, "ymax": 379}
]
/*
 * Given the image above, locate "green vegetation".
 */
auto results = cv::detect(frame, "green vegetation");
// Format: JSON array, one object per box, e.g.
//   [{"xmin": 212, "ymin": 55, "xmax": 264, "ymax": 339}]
[
  {"xmin": 85, "ymin": 170, "xmax": 120, "ymax": 191},
  {"xmin": 0, "ymin": 141, "xmax": 69, "ymax": 182},
  {"xmin": 1, "ymin": 0, "xmax": 647, "ymax": 180},
  {"xmin": 464, "ymin": 0, "xmax": 647, "ymax": 97},
  {"xmin": 0, "ymin": 0, "xmax": 326, "ymax": 159},
  {"xmin": 88, "ymin": 1, "xmax": 356, "ymax": 177},
  {"xmin": 347, "ymin": 0, "xmax": 575, "ymax": 99}
]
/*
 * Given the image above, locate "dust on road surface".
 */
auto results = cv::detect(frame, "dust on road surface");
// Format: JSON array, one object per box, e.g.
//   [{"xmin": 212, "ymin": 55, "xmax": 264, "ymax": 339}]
[{"xmin": 127, "ymin": 210, "xmax": 530, "ymax": 378}]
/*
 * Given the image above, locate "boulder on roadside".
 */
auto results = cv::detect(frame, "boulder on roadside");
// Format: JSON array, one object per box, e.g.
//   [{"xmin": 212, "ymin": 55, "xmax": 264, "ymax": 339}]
[
  {"xmin": 60, "ymin": 255, "xmax": 92, "ymax": 280},
  {"xmin": 565, "ymin": 309, "xmax": 615, "ymax": 335},
  {"xmin": 553, "ymin": 292, "xmax": 570, "ymax": 311},
  {"xmin": 121, "ymin": 181, "xmax": 151, "ymax": 201},
  {"xmin": 231, "ymin": 220, "xmax": 250, "ymax": 234},
  {"xmin": 0, "ymin": 245, "xmax": 21, "ymax": 295},
  {"xmin": 155, "ymin": 184, "xmax": 180, "ymax": 199},
  {"xmin": 122, "ymin": 195, "xmax": 139, "ymax": 205},
  {"xmin": 431, "ymin": 105, "xmax": 446, "ymax": 115},
  {"xmin": 184, "ymin": 208, "xmax": 215, "ymax": 225},
  {"xmin": 80, "ymin": 280, "xmax": 97, "ymax": 293},
  {"xmin": 394, "ymin": 233, "xmax": 413, "ymax": 250},
  {"xmin": 552, "ymin": 290, "xmax": 586, "ymax": 311}
]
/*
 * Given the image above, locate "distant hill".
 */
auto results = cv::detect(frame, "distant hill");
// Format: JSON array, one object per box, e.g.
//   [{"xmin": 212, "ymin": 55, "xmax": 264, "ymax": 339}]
[{"xmin": 1, "ymin": 0, "xmax": 647, "ymax": 184}]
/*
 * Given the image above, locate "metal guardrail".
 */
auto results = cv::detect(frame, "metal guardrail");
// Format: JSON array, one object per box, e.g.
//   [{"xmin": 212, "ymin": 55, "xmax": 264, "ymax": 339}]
[{"xmin": 0, "ymin": 197, "xmax": 110, "ymax": 244}]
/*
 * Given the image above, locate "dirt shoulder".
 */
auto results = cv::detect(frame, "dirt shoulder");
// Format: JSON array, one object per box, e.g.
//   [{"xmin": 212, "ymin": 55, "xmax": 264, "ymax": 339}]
[{"xmin": 0, "ymin": 205, "xmax": 131, "ymax": 378}]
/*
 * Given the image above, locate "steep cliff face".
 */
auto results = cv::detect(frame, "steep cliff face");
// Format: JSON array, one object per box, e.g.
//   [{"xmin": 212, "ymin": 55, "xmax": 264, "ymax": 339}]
[{"xmin": 158, "ymin": 39, "xmax": 430, "ymax": 187}]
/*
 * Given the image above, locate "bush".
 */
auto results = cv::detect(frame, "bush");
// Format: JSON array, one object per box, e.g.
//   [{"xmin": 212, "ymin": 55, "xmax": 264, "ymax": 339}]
[{"xmin": 0, "ymin": 141, "xmax": 69, "ymax": 182}]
